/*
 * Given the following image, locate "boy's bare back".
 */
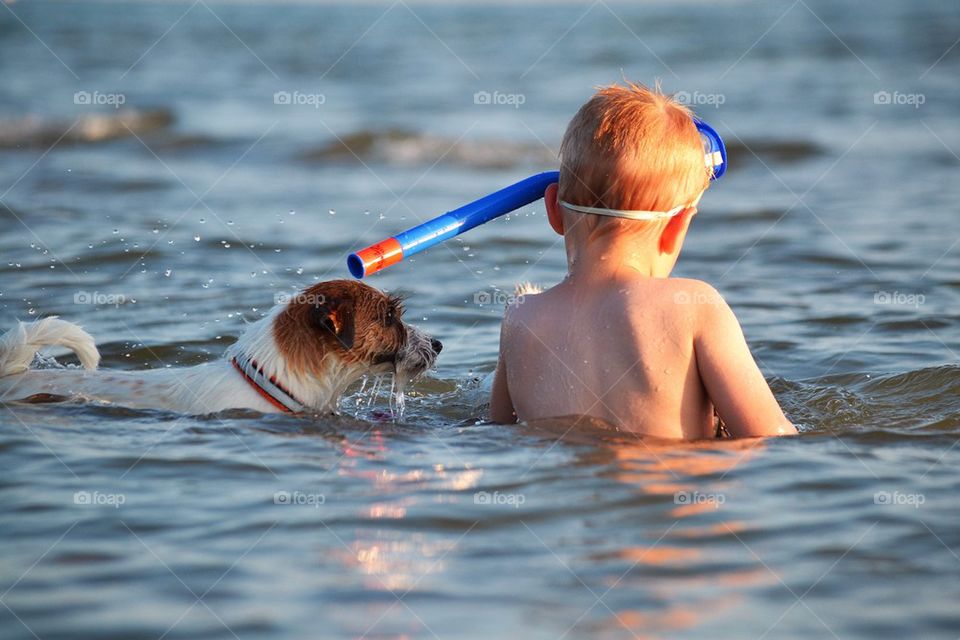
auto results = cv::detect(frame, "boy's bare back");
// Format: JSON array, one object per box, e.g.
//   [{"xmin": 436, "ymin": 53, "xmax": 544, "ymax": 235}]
[{"xmin": 492, "ymin": 275, "xmax": 793, "ymax": 439}]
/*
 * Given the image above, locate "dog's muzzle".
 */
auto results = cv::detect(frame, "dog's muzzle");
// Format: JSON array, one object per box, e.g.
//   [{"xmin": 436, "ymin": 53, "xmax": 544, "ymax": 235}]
[{"xmin": 396, "ymin": 326, "xmax": 440, "ymax": 376}]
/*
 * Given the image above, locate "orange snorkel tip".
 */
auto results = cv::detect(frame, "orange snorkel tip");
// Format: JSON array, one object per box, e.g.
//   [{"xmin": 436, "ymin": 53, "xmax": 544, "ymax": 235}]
[{"xmin": 348, "ymin": 237, "xmax": 404, "ymax": 278}]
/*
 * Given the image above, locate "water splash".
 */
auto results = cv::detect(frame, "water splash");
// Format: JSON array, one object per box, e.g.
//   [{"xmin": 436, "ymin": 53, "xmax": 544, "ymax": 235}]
[{"xmin": 347, "ymin": 372, "xmax": 411, "ymax": 421}]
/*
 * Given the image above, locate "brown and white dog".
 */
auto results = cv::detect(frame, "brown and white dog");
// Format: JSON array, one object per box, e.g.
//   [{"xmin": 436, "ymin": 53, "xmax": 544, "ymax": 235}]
[{"xmin": 0, "ymin": 280, "xmax": 441, "ymax": 415}]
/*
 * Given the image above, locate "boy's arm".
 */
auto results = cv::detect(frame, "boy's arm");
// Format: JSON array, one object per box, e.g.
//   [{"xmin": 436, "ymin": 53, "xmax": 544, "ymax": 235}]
[
  {"xmin": 489, "ymin": 356, "xmax": 517, "ymax": 424},
  {"xmin": 489, "ymin": 316, "xmax": 518, "ymax": 424},
  {"xmin": 694, "ymin": 287, "xmax": 796, "ymax": 437}
]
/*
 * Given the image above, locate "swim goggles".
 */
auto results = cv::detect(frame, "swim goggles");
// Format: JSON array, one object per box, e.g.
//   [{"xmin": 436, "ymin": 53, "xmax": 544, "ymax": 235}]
[{"xmin": 560, "ymin": 118, "xmax": 726, "ymax": 221}]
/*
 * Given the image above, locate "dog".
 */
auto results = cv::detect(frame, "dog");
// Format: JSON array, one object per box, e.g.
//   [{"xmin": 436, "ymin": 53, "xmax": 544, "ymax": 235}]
[{"xmin": 0, "ymin": 280, "xmax": 441, "ymax": 415}]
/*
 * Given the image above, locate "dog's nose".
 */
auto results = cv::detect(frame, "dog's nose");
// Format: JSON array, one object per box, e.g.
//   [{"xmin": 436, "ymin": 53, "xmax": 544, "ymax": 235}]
[{"xmin": 430, "ymin": 338, "xmax": 443, "ymax": 354}]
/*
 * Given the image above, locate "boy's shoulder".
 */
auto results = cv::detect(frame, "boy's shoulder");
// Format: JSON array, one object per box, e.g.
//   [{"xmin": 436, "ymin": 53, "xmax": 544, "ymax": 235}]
[
  {"xmin": 601, "ymin": 276, "xmax": 725, "ymax": 306},
  {"xmin": 619, "ymin": 277, "xmax": 734, "ymax": 333},
  {"xmin": 502, "ymin": 277, "xmax": 730, "ymax": 321},
  {"xmin": 654, "ymin": 277, "xmax": 727, "ymax": 308}
]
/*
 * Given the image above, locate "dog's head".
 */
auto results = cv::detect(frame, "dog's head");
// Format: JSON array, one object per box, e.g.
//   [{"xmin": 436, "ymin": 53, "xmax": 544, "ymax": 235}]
[{"xmin": 272, "ymin": 280, "xmax": 441, "ymax": 390}]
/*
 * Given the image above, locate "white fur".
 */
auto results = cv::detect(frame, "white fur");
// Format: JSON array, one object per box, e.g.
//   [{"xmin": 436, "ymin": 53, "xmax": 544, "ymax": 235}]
[
  {"xmin": 0, "ymin": 316, "xmax": 278, "ymax": 414},
  {"xmin": 0, "ymin": 317, "xmax": 99, "ymax": 376},
  {"xmin": 0, "ymin": 303, "xmax": 436, "ymax": 415},
  {"xmin": 515, "ymin": 282, "xmax": 542, "ymax": 297}
]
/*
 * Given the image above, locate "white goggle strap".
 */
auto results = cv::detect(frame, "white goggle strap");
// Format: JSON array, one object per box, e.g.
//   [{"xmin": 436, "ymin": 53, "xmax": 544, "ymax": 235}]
[{"xmin": 559, "ymin": 200, "xmax": 690, "ymax": 221}]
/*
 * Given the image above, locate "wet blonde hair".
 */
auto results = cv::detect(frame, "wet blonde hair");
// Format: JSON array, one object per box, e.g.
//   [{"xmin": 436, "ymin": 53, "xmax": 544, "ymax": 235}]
[{"xmin": 558, "ymin": 81, "xmax": 710, "ymax": 216}]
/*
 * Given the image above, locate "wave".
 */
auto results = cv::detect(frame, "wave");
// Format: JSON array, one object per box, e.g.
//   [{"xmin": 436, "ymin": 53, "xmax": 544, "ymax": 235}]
[
  {"xmin": 783, "ymin": 364, "xmax": 960, "ymax": 433},
  {"xmin": 0, "ymin": 108, "xmax": 174, "ymax": 149},
  {"xmin": 299, "ymin": 128, "xmax": 557, "ymax": 170},
  {"xmin": 297, "ymin": 129, "xmax": 825, "ymax": 172},
  {"xmin": 725, "ymin": 138, "xmax": 825, "ymax": 165}
]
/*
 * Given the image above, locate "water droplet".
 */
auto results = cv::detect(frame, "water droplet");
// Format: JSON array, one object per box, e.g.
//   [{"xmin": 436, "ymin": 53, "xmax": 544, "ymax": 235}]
[
  {"xmin": 328, "ymin": 209, "xmax": 336, "ymax": 216},
  {"xmin": 194, "ymin": 235, "xmax": 200, "ymax": 242},
  {"xmin": 164, "ymin": 269, "xmax": 172, "ymax": 277}
]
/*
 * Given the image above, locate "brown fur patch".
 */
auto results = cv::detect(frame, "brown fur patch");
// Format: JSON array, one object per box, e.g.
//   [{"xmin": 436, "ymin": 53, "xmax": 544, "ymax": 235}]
[{"xmin": 272, "ymin": 280, "xmax": 406, "ymax": 378}]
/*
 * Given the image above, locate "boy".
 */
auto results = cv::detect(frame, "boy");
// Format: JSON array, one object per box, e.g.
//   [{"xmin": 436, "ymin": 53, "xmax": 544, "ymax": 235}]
[{"xmin": 490, "ymin": 82, "xmax": 795, "ymax": 439}]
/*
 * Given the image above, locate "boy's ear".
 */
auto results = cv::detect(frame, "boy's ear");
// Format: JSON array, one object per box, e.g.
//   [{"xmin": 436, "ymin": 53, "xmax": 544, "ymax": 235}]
[
  {"xmin": 659, "ymin": 207, "xmax": 697, "ymax": 255},
  {"xmin": 544, "ymin": 183, "xmax": 564, "ymax": 236},
  {"xmin": 311, "ymin": 297, "xmax": 355, "ymax": 349}
]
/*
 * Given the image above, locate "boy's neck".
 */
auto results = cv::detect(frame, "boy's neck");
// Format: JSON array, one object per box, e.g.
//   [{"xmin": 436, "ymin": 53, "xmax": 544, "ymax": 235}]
[{"xmin": 565, "ymin": 233, "xmax": 676, "ymax": 282}]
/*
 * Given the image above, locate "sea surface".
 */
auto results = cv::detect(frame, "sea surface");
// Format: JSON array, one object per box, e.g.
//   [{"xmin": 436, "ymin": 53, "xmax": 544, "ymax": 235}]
[{"xmin": 1, "ymin": 1, "xmax": 959, "ymax": 638}]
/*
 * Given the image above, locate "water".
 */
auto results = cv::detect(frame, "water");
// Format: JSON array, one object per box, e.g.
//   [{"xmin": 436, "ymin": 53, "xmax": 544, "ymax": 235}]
[{"xmin": 2, "ymin": 1, "xmax": 959, "ymax": 637}]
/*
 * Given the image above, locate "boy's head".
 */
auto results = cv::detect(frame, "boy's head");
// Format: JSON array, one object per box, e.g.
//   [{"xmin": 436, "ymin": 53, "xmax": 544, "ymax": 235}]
[
  {"xmin": 544, "ymin": 81, "xmax": 713, "ymax": 275},
  {"xmin": 558, "ymin": 81, "xmax": 710, "ymax": 216}
]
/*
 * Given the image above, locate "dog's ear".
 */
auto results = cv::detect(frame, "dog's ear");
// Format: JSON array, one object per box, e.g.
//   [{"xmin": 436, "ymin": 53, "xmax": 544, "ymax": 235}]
[{"xmin": 311, "ymin": 297, "xmax": 355, "ymax": 350}]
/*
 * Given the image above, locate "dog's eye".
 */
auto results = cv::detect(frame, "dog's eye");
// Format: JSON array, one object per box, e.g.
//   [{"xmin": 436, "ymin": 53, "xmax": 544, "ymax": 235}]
[
  {"xmin": 384, "ymin": 302, "xmax": 402, "ymax": 325},
  {"xmin": 382, "ymin": 295, "xmax": 404, "ymax": 326}
]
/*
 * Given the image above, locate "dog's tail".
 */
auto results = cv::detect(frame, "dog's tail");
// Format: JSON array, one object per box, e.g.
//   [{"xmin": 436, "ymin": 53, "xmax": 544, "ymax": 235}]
[{"xmin": 0, "ymin": 317, "xmax": 100, "ymax": 377}]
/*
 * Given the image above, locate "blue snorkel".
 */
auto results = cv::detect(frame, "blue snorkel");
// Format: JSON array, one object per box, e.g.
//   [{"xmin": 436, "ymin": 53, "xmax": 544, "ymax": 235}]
[{"xmin": 348, "ymin": 119, "xmax": 726, "ymax": 278}]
